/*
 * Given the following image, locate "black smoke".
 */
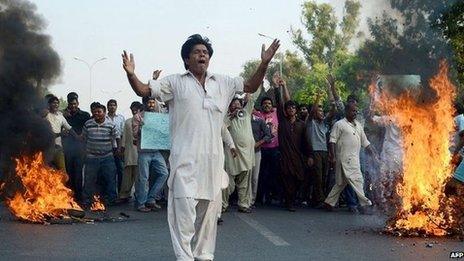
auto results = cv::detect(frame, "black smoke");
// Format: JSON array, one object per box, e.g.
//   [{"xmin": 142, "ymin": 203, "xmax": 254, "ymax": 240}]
[{"xmin": 0, "ymin": 0, "xmax": 61, "ymax": 193}]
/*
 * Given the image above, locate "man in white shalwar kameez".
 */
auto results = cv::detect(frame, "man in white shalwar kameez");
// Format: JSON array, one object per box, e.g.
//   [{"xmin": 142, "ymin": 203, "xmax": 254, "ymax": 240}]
[
  {"xmin": 324, "ymin": 102, "xmax": 377, "ymax": 211},
  {"xmin": 122, "ymin": 34, "xmax": 279, "ymax": 261}
]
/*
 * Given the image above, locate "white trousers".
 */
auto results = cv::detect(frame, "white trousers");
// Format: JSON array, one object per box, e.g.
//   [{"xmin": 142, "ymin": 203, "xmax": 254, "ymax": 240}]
[
  {"xmin": 251, "ymin": 151, "xmax": 261, "ymax": 205},
  {"xmin": 168, "ymin": 191, "xmax": 221, "ymax": 261},
  {"xmin": 324, "ymin": 168, "xmax": 372, "ymax": 207}
]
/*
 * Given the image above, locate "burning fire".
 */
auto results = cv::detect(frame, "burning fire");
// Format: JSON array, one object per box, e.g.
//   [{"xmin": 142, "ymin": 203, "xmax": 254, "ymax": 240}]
[
  {"xmin": 90, "ymin": 195, "xmax": 106, "ymax": 212},
  {"xmin": 5, "ymin": 152, "xmax": 82, "ymax": 223},
  {"xmin": 370, "ymin": 63, "xmax": 458, "ymax": 236}
]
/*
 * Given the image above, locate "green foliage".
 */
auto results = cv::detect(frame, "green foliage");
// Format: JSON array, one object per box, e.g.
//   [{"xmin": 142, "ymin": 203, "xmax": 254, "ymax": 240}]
[
  {"xmin": 294, "ymin": 63, "xmax": 329, "ymax": 105},
  {"xmin": 438, "ymin": 1, "xmax": 464, "ymax": 94},
  {"xmin": 291, "ymin": 0, "xmax": 363, "ymax": 105},
  {"xmin": 240, "ymin": 50, "xmax": 310, "ymax": 100},
  {"xmin": 293, "ymin": 53, "xmax": 367, "ymax": 107},
  {"xmin": 292, "ymin": 0, "xmax": 360, "ymax": 67},
  {"xmin": 357, "ymin": 0, "xmax": 459, "ymax": 84},
  {"xmin": 240, "ymin": 0, "xmax": 464, "ymax": 107}
]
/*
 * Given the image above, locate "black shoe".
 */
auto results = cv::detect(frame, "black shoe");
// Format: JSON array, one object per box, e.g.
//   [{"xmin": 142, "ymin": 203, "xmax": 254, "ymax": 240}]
[
  {"xmin": 238, "ymin": 206, "xmax": 252, "ymax": 213},
  {"xmin": 348, "ymin": 206, "xmax": 359, "ymax": 214},
  {"xmin": 146, "ymin": 201, "xmax": 162, "ymax": 210},
  {"xmin": 217, "ymin": 217, "xmax": 224, "ymax": 225},
  {"xmin": 313, "ymin": 202, "xmax": 325, "ymax": 209},
  {"xmin": 323, "ymin": 203, "xmax": 334, "ymax": 212}
]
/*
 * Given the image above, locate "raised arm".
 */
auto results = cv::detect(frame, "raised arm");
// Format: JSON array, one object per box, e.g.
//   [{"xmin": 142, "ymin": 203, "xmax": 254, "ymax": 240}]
[
  {"xmin": 326, "ymin": 73, "xmax": 337, "ymax": 102},
  {"xmin": 243, "ymin": 40, "xmax": 280, "ymax": 93},
  {"xmin": 308, "ymin": 91, "xmax": 323, "ymax": 120},
  {"xmin": 122, "ymin": 50, "xmax": 151, "ymax": 97},
  {"xmin": 281, "ymin": 80, "xmax": 290, "ymax": 103}
]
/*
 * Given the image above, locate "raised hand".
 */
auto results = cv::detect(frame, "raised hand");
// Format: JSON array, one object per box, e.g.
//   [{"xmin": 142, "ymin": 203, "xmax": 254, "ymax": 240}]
[
  {"xmin": 261, "ymin": 39, "xmax": 280, "ymax": 65},
  {"xmin": 272, "ymin": 72, "xmax": 285, "ymax": 88},
  {"xmin": 122, "ymin": 50, "xmax": 135, "ymax": 76},
  {"xmin": 152, "ymin": 70, "xmax": 162, "ymax": 80}
]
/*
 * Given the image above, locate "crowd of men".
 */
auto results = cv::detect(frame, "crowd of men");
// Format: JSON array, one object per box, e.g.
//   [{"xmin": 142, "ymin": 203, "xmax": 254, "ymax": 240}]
[
  {"xmin": 43, "ymin": 92, "xmax": 170, "ymax": 212},
  {"xmin": 36, "ymin": 34, "xmax": 464, "ymax": 261},
  {"xmin": 220, "ymin": 73, "xmax": 377, "ymax": 216},
  {"xmin": 43, "ymin": 69, "xmax": 380, "ymax": 217}
]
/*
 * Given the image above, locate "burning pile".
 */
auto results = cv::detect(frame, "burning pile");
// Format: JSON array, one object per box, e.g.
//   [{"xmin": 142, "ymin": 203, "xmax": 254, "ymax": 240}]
[
  {"xmin": 91, "ymin": 195, "xmax": 106, "ymax": 212},
  {"xmin": 370, "ymin": 63, "xmax": 461, "ymax": 236},
  {"xmin": 5, "ymin": 153, "xmax": 82, "ymax": 223}
]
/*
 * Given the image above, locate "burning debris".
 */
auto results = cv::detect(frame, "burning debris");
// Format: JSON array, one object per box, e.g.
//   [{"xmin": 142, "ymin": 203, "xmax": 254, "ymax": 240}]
[
  {"xmin": 370, "ymin": 62, "xmax": 463, "ymax": 237},
  {"xmin": 90, "ymin": 195, "xmax": 106, "ymax": 212},
  {"xmin": 5, "ymin": 153, "xmax": 82, "ymax": 223}
]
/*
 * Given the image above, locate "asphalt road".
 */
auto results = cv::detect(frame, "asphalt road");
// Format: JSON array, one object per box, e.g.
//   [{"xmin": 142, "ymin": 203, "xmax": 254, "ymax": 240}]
[{"xmin": 0, "ymin": 203, "xmax": 462, "ymax": 260}]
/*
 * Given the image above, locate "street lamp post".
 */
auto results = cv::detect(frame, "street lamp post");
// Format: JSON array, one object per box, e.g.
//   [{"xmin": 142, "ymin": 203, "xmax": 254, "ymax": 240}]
[
  {"xmin": 258, "ymin": 33, "xmax": 282, "ymax": 76},
  {"xmin": 73, "ymin": 57, "xmax": 107, "ymax": 101}
]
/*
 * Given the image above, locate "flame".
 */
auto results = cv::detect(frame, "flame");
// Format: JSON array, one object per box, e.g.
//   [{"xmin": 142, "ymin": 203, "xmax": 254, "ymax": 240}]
[
  {"xmin": 5, "ymin": 152, "xmax": 82, "ymax": 223},
  {"xmin": 370, "ymin": 63, "xmax": 457, "ymax": 236},
  {"xmin": 90, "ymin": 195, "xmax": 106, "ymax": 212}
]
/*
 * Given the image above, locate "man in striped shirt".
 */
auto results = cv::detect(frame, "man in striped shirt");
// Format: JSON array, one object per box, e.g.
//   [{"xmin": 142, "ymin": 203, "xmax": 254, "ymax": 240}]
[{"xmin": 81, "ymin": 103, "xmax": 119, "ymax": 207}]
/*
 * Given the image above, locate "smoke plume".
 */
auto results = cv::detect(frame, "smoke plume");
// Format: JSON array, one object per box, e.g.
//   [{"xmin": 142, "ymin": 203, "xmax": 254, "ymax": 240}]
[
  {"xmin": 358, "ymin": 0, "xmax": 458, "ymax": 85},
  {"xmin": 0, "ymin": 0, "xmax": 61, "ymax": 192}
]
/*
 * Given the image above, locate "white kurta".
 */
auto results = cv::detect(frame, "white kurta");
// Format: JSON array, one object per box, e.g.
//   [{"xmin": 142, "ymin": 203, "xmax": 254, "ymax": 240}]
[
  {"xmin": 331, "ymin": 118, "xmax": 370, "ymax": 183},
  {"xmin": 325, "ymin": 118, "xmax": 372, "ymax": 207},
  {"xmin": 45, "ymin": 111, "xmax": 72, "ymax": 147},
  {"xmin": 107, "ymin": 114, "xmax": 125, "ymax": 148},
  {"xmin": 150, "ymin": 71, "xmax": 243, "ymax": 261},
  {"xmin": 149, "ymin": 71, "xmax": 244, "ymax": 201},
  {"xmin": 223, "ymin": 93, "xmax": 257, "ymax": 176}
]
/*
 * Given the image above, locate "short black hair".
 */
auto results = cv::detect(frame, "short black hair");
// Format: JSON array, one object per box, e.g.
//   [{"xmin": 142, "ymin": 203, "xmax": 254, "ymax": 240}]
[
  {"xmin": 67, "ymin": 92, "xmax": 78, "ymax": 103},
  {"xmin": 181, "ymin": 34, "xmax": 213, "ymax": 70},
  {"xmin": 130, "ymin": 101, "xmax": 143, "ymax": 110},
  {"xmin": 284, "ymin": 100, "xmax": 297, "ymax": 111},
  {"xmin": 92, "ymin": 103, "xmax": 106, "ymax": 112},
  {"xmin": 347, "ymin": 94, "xmax": 358, "ymax": 103},
  {"xmin": 48, "ymin": 96, "xmax": 59, "ymax": 104},
  {"xmin": 107, "ymin": 99, "xmax": 117, "ymax": 106},
  {"xmin": 230, "ymin": 97, "xmax": 243, "ymax": 107},
  {"xmin": 90, "ymin": 102, "xmax": 101, "ymax": 111},
  {"xmin": 345, "ymin": 100, "xmax": 358, "ymax": 112},
  {"xmin": 260, "ymin": 96, "xmax": 273, "ymax": 106},
  {"xmin": 142, "ymin": 96, "xmax": 156, "ymax": 105},
  {"xmin": 44, "ymin": 94, "xmax": 55, "ymax": 101}
]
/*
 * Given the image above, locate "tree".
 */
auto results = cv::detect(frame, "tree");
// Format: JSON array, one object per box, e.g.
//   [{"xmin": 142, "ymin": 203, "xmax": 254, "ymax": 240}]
[
  {"xmin": 291, "ymin": 0, "xmax": 362, "ymax": 105},
  {"xmin": 357, "ymin": 0, "xmax": 459, "ymax": 87},
  {"xmin": 240, "ymin": 50, "xmax": 310, "ymax": 106},
  {"xmin": 438, "ymin": 1, "xmax": 464, "ymax": 90}
]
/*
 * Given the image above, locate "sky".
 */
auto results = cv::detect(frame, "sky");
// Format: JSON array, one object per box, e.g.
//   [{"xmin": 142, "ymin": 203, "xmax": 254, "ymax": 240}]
[{"xmin": 33, "ymin": 0, "xmax": 384, "ymax": 117}]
